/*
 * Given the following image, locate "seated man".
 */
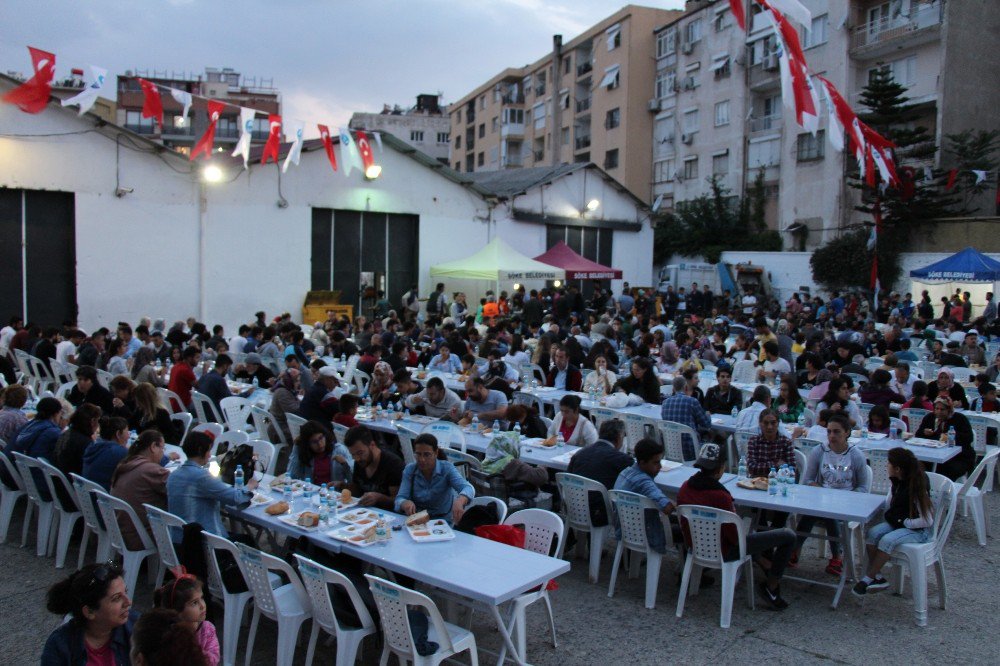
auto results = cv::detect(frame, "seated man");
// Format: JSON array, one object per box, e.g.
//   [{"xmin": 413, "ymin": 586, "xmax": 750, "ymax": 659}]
[
  {"xmin": 703, "ymin": 365, "xmax": 742, "ymax": 415},
  {"xmin": 756, "ymin": 341, "xmax": 791, "ymax": 383},
  {"xmin": 567, "ymin": 419, "xmax": 633, "ymax": 526},
  {"xmin": 546, "ymin": 344, "xmax": 582, "ymax": 391},
  {"xmin": 452, "ymin": 377, "xmax": 508, "ymax": 424},
  {"xmin": 613, "ymin": 438, "xmax": 678, "ymax": 555},
  {"xmin": 298, "ymin": 366, "xmax": 342, "ymax": 422},
  {"xmin": 405, "ymin": 376, "xmax": 462, "ymax": 417},
  {"xmin": 427, "ymin": 344, "xmax": 462, "ymax": 373},
  {"xmin": 232, "ymin": 352, "xmax": 275, "ymax": 387},
  {"xmin": 660, "ymin": 375, "xmax": 712, "ymax": 458},
  {"xmin": 67, "ymin": 365, "xmax": 114, "ymax": 413},
  {"xmin": 195, "ymin": 353, "xmax": 233, "ymax": 414},
  {"xmin": 345, "ymin": 425, "xmax": 404, "ymax": 510},
  {"xmin": 677, "ymin": 442, "xmax": 797, "ymax": 609}
]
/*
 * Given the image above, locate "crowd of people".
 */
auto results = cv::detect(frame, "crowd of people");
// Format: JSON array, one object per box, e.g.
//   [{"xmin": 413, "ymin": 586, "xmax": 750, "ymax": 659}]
[{"xmin": 3, "ymin": 280, "xmax": 996, "ymax": 660}]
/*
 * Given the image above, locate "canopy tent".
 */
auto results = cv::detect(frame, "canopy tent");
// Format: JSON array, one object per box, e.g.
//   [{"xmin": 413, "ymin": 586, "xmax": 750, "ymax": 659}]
[
  {"xmin": 532, "ymin": 241, "xmax": 622, "ymax": 280},
  {"xmin": 909, "ymin": 247, "xmax": 1000, "ymax": 318},
  {"xmin": 429, "ymin": 236, "xmax": 565, "ymax": 282}
]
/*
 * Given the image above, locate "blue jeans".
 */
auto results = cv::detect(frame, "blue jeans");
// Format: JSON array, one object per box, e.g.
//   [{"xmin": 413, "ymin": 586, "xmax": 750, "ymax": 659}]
[
  {"xmin": 794, "ymin": 515, "xmax": 841, "ymax": 557},
  {"xmin": 866, "ymin": 521, "xmax": 931, "ymax": 553}
]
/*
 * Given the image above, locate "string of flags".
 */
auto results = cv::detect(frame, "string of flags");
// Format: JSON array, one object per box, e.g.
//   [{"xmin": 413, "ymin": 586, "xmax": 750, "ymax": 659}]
[{"xmin": 1, "ymin": 45, "xmax": 386, "ymax": 179}]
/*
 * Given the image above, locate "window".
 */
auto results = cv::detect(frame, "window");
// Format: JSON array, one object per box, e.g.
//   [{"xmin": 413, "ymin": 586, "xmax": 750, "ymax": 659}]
[
  {"xmin": 606, "ymin": 23, "xmax": 622, "ymax": 51},
  {"xmin": 560, "ymin": 91, "xmax": 570, "ymax": 109},
  {"xmin": 750, "ymin": 36, "xmax": 776, "ymax": 65},
  {"xmin": 523, "ymin": 75, "xmax": 532, "ymax": 97},
  {"xmin": 763, "ymin": 94, "xmax": 781, "ymax": 119},
  {"xmin": 683, "ymin": 62, "xmax": 700, "ymax": 89},
  {"xmin": 455, "ymin": 135, "xmax": 461, "ymax": 149},
  {"xmin": 437, "ymin": 132, "xmax": 449, "ymax": 144},
  {"xmin": 682, "ymin": 157, "xmax": 698, "ymax": 180},
  {"xmin": 685, "ymin": 18, "xmax": 703, "ymax": 45},
  {"xmin": 747, "ymin": 137, "xmax": 781, "ymax": 167},
  {"xmin": 124, "ymin": 110, "xmax": 154, "ymax": 132},
  {"xmin": 491, "ymin": 116, "xmax": 498, "ymax": 132},
  {"xmin": 714, "ymin": 8, "xmax": 732, "ymax": 32},
  {"xmin": 564, "ymin": 57, "xmax": 571, "ymax": 74},
  {"xmin": 653, "ymin": 158, "xmax": 675, "ymax": 182},
  {"xmin": 712, "ymin": 151, "xmax": 729, "ymax": 176},
  {"xmin": 456, "ymin": 110, "xmax": 462, "ymax": 124},
  {"xmin": 489, "ymin": 146, "xmax": 499, "ymax": 166},
  {"xmin": 561, "ymin": 127, "xmax": 570, "ymax": 145},
  {"xmin": 714, "ymin": 100, "xmax": 730, "ymax": 127},
  {"xmin": 600, "ymin": 65, "xmax": 620, "ymax": 90},
  {"xmin": 656, "ymin": 70, "xmax": 676, "ymax": 98},
  {"xmin": 796, "ymin": 130, "xmax": 825, "ymax": 161},
  {"xmin": 479, "ymin": 95, "xmax": 486, "ymax": 110},
  {"xmin": 605, "ymin": 108, "xmax": 620, "ymax": 129},
  {"xmin": 869, "ymin": 56, "xmax": 916, "ymax": 87},
  {"xmin": 478, "ymin": 123, "xmax": 485, "ymax": 138},
  {"xmin": 454, "ymin": 162, "xmax": 461, "ymax": 171},
  {"xmin": 802, "ymin": 14, "xmax": 829, "ymax": 48},
  {"xmin": 711, "ymin": 54, "xmax": 731, "ymax": 79},
  {"xmin": 656, "ymin": 29, "xmax": 676, "ymax": 58},
  {"xmin": 477, "ymin": 151, "xmax": 485, "ymax": 166},
  {"xmin": 535, "ymin": 71, "xmax": 546, "ymax": 96},
  {"xmin": 604, "ymin": 149, "xmax": 619, "ymax": 169},
  {"xmin": 683, "ymin": 108, "xmax": 699, "ymax": 133},
  {"xmin": 503, "ymin": 108, "xmax": 524, "ymax": 124},
  {"xmin": 494, "ymin": 87, "xmax": 501, "ymax": 103},
  {"xmin": 533, "ymin": 102, "xmax": 546, "ymax": 130},
  {"xmin": 407, "ymin": 130, "xmax": 424, "ymax": 142}
]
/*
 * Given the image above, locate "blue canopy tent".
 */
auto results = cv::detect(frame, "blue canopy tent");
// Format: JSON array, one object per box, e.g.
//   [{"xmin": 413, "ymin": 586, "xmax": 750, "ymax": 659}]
[{"xmin": 909, "ymin": 248, "xmax": 1000, "ymax": 318}]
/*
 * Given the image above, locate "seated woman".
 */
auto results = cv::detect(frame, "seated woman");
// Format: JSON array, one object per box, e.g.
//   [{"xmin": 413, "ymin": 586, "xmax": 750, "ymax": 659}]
[
  {"xmin": 866, "ymin": 405, "xmax": 892, "ymax": 435},
  {"xmin": 54, "ymin": 402, "xmax": 102, "ymax": 478},
  {"xmin": 858, "ymin": 369, "xmax": 906, "ymax": 409},
  {"xmin": 131, "ymin": 346, "xmax": 164, "ymax": 388},
  {"xmin": 745, "ymin": 408, "xmax": 795, "ymax": 478},
  {"xmin": 41, "ymin": 562, "xmax": 139, "ymax": 665},
  {"xmin": 130, "ymin": 382, "xmax": 181, "ymax": 443},
  {"xmin": 368, "ymin": 361, "xmax": 395, "ymax": 406},
  {"xmin": 657, "ymin": 341, "xmax": 681, "ymax": 374},
  {"xmin": 613, "ymin": 357, "xmax": 662, "ymax": 404},
  {"xmin": 82, "ymin": 416, "xmax": 131, "ymax": 491},
  {"xmin": 504, "ymin": 404, "xmax": 548, "ymax": 439},
  {"xmin": 816, "ymin": 377, "xmax": 862, "ymax": 427},
  {"xmin": 395, "ymin": 433, "xmax": 475, "ymax": 525},
  {"xmin": 268, "ymin": 368, "xmax": 301, "ymax": 444},
  {"xmin": 110, "ymin": 430, "xmax": 170, "ymax": 551},
  {"xmin": 288, "ymin": 420, "xmax": 353, "ymax": 488},
  {"xmin": 547, "ymin": 394, "xmax": 598, "ymax": 446},
  {"xmin": 774, "ymin": 375, "xmax": 805, "ymax": 425},
  {"xmin": 914, "ymin": 396, "xmax": 975, "ymax": 480}
]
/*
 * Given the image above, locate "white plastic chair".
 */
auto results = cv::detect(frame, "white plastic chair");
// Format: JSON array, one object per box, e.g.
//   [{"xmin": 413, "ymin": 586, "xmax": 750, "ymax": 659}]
[
  {"xmin": 623, "ymin": 413, "xmax": 653, "ymax": 453},
  {"xmin": 285, "ymin": 413, "xmax": 307, "ymax": 443},
  {"xmin": 396, "ymin": 426, "xmax": 418, "ymax": 465},
  {"xmin": 792, "ymin": 449, "xmax": 807, "ymax": 480},
  {"xmin": 251, "ymin": 405, "xmax": 289, "ymax": 450},
  {"xmin": 950, "ymin": 367, "xmax": 973, "ymax": 382},
  {"xmin": 93, "ymin": 489, "xmax": 158, "ymax": 598},
  {"xmin": 468, "ymin": 496, "xmax": 508, "ymax": 525},
  {"xmin": 248, "ymin": 439, "xmax": 277, "ymax": 476},
  {"xmin": 732, "ymin": 429, "xmax": 756, "ymax": 459},
  {"xmin": 657, "ymin": 420, "xmax": 699, "ymax": 464},
  {"xmin": 220, "ymin": 396, "xmax": 255, "ymax": 433},
  {"xmin": 498, "ymin": 508, "xmax": 564, "ymax": 664},
  {"xmin": 191, "ymin": 390, "xmax": 223, "ymax": 424},
  {"xmin": 189, "ymin": 422, "xmax": 224, "ymax": 445},
  {"xmin": 556, "ymin": 472, "xmax": 612, "ymax": 584},
  {"xmin": 0, "ymin": 453, "xmax": 28, "ymax": 545},
  {"xmin": 442, "ymin": 448, "xmax": 481, "ymax": 478},
  {"xmin": 794, "ymin": 436, "xmax": 823, "ymax": 456},
  {"xmin": 294, "ymin": 555, "xmax": 376, "ymax": 666},
  {"xmin": 867, "ymin": 449, "xmax": 892, "ymax": 494},
  {"xmin": 158, "ymin": 387, "xmax": 185, "ymax": 414},
  {"xmin": 143, "ymin": 505, "xmax": 186, "ymax": 587},
  {"xmin": 675, "ymin": 504, "xmax": 755, "ymax": 629},
  {"xmin": 351, "ymin": 370, "xmax": 371, "ymax": 395},
  {"xmin": 213, "ymin": 431, "xmax": 250, "ymax": 458},
  {"xmin": 858, "ymin": 402, "xmax": 875, "ymax": 426},
  {"xmin": 170, "ymin": 412, "xmax": 193, "ymax": 444},
  {"xmin": 957, "ymin": 449, "xmax": 998, "ymax": 546},
  {"xmin": 731, "ymin": 359, "xmax": 756, "ymax": 384},
  {"xmin": 608, "ymin": 489, "xmax": 676, "ymax": 609},
  {"xmin": 35, "ymin": 458, "xmax": 83, "ymax": 568},
  {"xmin": 525, "ymin": 363, "xmax": 546, "ymax": 384},
  {"xmin": 237, "ymin": 543, "xmax": 312, "ymax": 666},
  {"xmin": 890, "ymin": 417, "xmax": 907, "ymax": 434},
  {"xmin": 70, "ymin": 474, "xmax": 111, "ymax": 568},
  {"xmin": 900, "ymin": 407, "xmax": 930, "ymax": 431},
  {"xmin": 55, "ymin": 381, "xmax": 76, "ymax": 400},
  {"xmin": 332, "ymin": 422, "xmax": 349, "ymax": 445},
  {"xmin": 202, "ymin": 532, "xmax": 254, "ymax": 666},
  {"xmin": 589, "ymin": 407, "xmax": 617, "ymax": 431},
  {"xmin": 421, "ymin": 421, "xmax": 467, "ymax": 453},
  {"xmin": 12, "ymin": 453, "xmax": 56, "ymax": 557},
  {"xmin": 513, "ymin": 390, "xmax": 546, "ymax": 415},
  {"xmin": 365, "ymin": 574, "xmax": 479, "ymax": 666},
  {"xmin": 887, "ymin": 473, "xmax": 959, "ymax": 627}
]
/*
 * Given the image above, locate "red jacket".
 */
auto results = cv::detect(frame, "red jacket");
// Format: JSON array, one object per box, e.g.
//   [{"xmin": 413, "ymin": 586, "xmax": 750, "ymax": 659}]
[
  {"xmin": 676, "ymin": 472, "xmax": 738, "ymax": 553},
  {"xmin": 168, "ymin": 362, "xmax": 197, "ymax": 407}
]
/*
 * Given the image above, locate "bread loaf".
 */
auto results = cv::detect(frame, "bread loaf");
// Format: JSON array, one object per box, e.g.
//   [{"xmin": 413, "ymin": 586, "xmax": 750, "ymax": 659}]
[
  {"xmin": 265, "ymin": 501, "xmax": 289, "ymax": 515},
  {"xmin": 297, "ymin": 512, "xmax": 320, "ymax": 527},
  {"xmin": 405, "ymin": 510, "xmax": 430, "ymax": 526}
]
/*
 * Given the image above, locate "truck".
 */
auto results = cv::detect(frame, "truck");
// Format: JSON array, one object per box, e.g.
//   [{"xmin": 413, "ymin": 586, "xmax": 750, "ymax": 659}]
[{"xmin": 656, "ymin": 262, "xmax": 720, "ymax": 296}]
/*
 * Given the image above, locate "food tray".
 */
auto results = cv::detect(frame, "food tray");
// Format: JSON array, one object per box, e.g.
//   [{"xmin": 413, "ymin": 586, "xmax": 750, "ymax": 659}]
[
  {"xmin": 406, "ymin": 518, "xmax": 455, "ymax": 542},
  {"xmin": 337, "ymin": 508, "xmax": 381, "ymax": 527},
  {"xmin": 327, "ymin": 524, "xmax": 379, "ymax": 547},
  {"xmin": 907, "ymin": 437, "xmax": 950, "ymax": 448},
  {"xmin": 278, "ymin": 511, "xmax": 323, "ymax": 531}
]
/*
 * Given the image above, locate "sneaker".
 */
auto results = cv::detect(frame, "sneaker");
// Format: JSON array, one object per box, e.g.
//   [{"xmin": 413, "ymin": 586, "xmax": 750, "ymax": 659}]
[
  {"xmin": 759, "ymin": 582, "xmax": 789, "ymax": 610},
  {"xmin": 825, "ymin": 557, "xmax": 843, "ymax": 576},
  {"xmin": 867, "ymin": 576, "xmax": 890, "ymax": 591},
  {"xmin": 852, "ymin": 580, "xmax": 869, "ymax": 597}
]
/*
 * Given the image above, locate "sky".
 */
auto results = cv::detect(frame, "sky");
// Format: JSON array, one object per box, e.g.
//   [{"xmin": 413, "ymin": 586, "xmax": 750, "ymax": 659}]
[{"xmin": 0, "ymin": 0, "xmax": 685, "ymax": 135}]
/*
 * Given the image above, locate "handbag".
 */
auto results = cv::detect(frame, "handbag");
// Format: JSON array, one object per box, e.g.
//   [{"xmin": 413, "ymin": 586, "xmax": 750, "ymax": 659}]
[{"xmin": 217, "ymin": 444, "xmax": 258, "ymax": 485}]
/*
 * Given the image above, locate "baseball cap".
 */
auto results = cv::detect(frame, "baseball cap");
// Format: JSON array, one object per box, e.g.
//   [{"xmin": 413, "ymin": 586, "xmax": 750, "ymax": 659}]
[
  {"xmin": 319, "ymin": 366, "xmax": 340, "ymax": 378},
  {"xmin": 245, "ymin": 353, "xmax": 262, "ymax": 365},
  {"xmin": 694, "ymin": 442, "xmax": 725, "ymax": 472},
  {"xmin": 283, "ymin": 347, "xmax": 297, "ymax": 358}
]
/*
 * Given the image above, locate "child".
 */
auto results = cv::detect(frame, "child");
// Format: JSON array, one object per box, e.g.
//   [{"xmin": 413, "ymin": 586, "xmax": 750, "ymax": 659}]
[
  {"xmin": 333, "ymin": 393, "xmax": 360, "ymax": 428},
  {"xmin": 971, "ymin": 382, "xmax": 999, "ymax": 413},
  {"xmin": 155, "ymin": 573, "xmax": 220, "ymax": 666},
  {"xmin": 866, "ymin": 405, "xmax": 891, "ymax": 435},
  {"xmin": 853, "ymin": 447, "xmax": 934, "ymax": 596},
  {"xmin": 901, "ymin": 380, "xmax": 934, "ymax": 411}
]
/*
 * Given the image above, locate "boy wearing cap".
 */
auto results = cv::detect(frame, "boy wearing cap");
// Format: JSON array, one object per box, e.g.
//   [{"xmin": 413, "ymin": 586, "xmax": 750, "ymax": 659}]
[{"xmin": 677, "ymin": 442, "xmax": 796, "ymax": 609}]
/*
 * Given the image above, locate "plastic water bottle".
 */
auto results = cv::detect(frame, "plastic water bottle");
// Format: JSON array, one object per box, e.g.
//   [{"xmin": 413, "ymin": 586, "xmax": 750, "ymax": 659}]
[
  {"xmin": 284, "ymin": 479, "xmax": 293, "ymax": 502},
  {"xmin": 557, "ymin": 432, "xmax": 566, "ymax": 448},
  {"xmin": 889, "ymin": 425, "xmax": 899, "ymax": 440},
  {"xmin": 492, "ymin": 419, "xmax": 500, "ymax": 433},
  {"xmin": 737, "ymin": 455, "xmax": 748, "ymax": 481},
  {"xmin": 340, "ymin": 353, "xmax": 346, "ymax": 364},
  {"xmin": 861, "ymin": 424, "xmax": 869, "ymax": 440},
  {"xmin": 797, "ymin": 413, "xmax": 805, "ymax": 428},
  {"xmin": 318, "ymin": 492, "xmax": 329, "ymax": 525},
  {"xmin": 471, "ymin": 414, "xmax": 480, "ymax": 432},
  {"xmin": 514, "ymin": 422, "xmax": 522, "ymax": 441},
  {"xmin": 731, "ymin": 406, "xmax": 739, "ymax": 419},
  {"xmin": 303, "ymin": 478, "xmax": 314, "ymax": 501},
  {"xmin": 768, "ymin": 467, "xmax": 778, "ymax": 496},
  {"xmin": 947, "ymin": 426, "xmax": 956, "ymax": 447},
  {"xmin": 252, "ymin": 376, "xmax": 259, "ymax": 389},
  {"xmin": 779, "ymin": 464, "xmax": 790, "ymax": 497},
  {"xmin": 234, "ymin": 465, "xmax": 244, "ymax": 491},
  {"xmin": 786, "ymin": 464, "xmax": 796, "ymax": 495},
  {"xmin": 375, "ymin": 516, "xmax": 388, "ymax": 546},
  {"xmin": 404, "ymin": 408, "xmax": 411, "ymax": 419}
]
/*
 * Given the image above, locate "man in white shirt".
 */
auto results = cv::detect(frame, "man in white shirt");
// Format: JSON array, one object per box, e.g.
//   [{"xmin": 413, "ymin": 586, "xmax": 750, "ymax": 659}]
[
  {"xmin": 228, "ymin": 324, "xmax": 250, "ymax": 355},
  {"xmin": 757, "ymin": 341, "xmax": 791, "ymax": 382},
  {"xmin": 742, "ymin": 290, "xmax": 758, "ymax": 315},
  {"xmin": 891, "ymin": 362, "xmax": 915, "ymax": 401},
  {"xmin": 0, "ymin": 316, "xmax": 21, "ymax": 355},
  {"xmin": 55, "ymin": 329, "xmax": 85, "ymax": 370},
  {"xmin": 405, "ymin": 376, "xmax": 462, "ymax": 418}
]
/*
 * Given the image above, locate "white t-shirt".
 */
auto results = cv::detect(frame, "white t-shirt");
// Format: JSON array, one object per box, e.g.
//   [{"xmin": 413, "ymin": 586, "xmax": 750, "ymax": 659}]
[
  {"xmin": 0, "ymin": 326, "xmax": 16, "ymax": 352},
  {"xmin": 763, "ymin": 357, "xmax": 791, "ymax": 376},
  {"xmin": 55, "ymin": 340, "xmax": 77, "ymax": 368},
  {"xmin": 742, "ymin": 294, "xmax": 757, "ymax": 314},
  {"xmin": 228, "ymin": 335, "xmax": 247, "ymax": 355}
]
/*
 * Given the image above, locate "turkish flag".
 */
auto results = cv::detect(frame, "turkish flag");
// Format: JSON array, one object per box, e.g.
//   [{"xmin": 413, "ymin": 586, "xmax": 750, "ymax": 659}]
[
  {"xmin": 729, "ymin": 0, "xmax": 746, "ymax": 31},
  {"xmin": 355, "ymin": 130, "xmax": 375, "ymax": 171},
  {"xmin": 190, "ymin": 100, "xmax": 226, "ymax": 161},
  {"xmin": 318, "ymin": 124, "xmax": 338, "ymax": 172},
  {"xmin": 260, "ymin": 114, "xmax": 282, "ymax": 165},
  {"xmin": 2, "ymin": 46, "xmax": 56, "ymax": 114},
  {"xmin": 945, "ymin": 168, "xmax": 958, "ymax": 191},
  {"xmin": 138, "ymin": 78, "xmax": 164, "ymax": 128}
]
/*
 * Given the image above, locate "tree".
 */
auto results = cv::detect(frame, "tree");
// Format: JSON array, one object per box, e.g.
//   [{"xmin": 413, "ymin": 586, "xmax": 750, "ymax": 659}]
[
  {"xmin": 809, "ymin": 227, "xmax": 903, "ymax": 293},
  {"xmin": 944, "ymin": 129, "xmax": 1000, "ymax": 213},
  {"xmin": 653, "ymin": 172, "xmax": 781, "ymax": 264}
]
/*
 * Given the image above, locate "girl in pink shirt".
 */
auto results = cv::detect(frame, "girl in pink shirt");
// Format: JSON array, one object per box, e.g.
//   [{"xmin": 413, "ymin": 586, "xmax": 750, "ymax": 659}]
[{"xmin": 155, "ymin": 573, "xmax": 220, "ymax": 666}]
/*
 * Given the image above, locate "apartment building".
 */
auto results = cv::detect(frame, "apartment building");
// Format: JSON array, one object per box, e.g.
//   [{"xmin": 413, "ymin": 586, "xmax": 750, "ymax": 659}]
[
  {"xmin": 349, "ymin": 94, "xmax": 451, "ymax": 165},
  {"xmin": 652, "ymin": 0, "xmax": 997, "ymax": 248},
  {"xmin": 115, "ymin": 67, "xmax": 281, "ymax": 154},
  {"xmin": 448, "ymin": 4, "xmax": 683, "ymax": 203}
]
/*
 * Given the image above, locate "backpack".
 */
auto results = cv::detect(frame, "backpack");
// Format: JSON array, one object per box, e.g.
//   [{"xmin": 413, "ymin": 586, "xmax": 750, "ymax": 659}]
[
  {"xmin": 426, "ymin": 291, "xmax": 440, "ymax": 314},
  {"xmin": 217, "ymin": 443, "xmax": 258, "ymax": 485}
]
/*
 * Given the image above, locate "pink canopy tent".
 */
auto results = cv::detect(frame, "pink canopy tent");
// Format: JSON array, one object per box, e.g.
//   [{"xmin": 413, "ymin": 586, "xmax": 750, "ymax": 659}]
[{"xmin": 533, "ymin": 241, "xmax": 623, "ymax": 280}]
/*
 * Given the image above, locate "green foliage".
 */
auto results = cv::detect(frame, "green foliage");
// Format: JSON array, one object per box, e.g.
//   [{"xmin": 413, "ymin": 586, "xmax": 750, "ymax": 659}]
[
  {"xmin": 653, "ymin": 172, "xmax": 781, "ymax": 264},
  {"xmin": 809, "ymin": 227, "xmax": 903, "ymax": 292},
  {"xmin": 944, "ymin": 129, "xmax": 1000, "ymax": 213}
]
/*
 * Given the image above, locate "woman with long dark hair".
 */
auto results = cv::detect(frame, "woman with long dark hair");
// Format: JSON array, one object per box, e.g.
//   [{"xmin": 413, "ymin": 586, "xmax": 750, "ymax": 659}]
[
  {"xmin": 287, "ymin": 419, "xmax": 352, "ymax": 488},
  {"xmin": 613, "ymin": 357, "xmax": 662, "ymax": 404}
]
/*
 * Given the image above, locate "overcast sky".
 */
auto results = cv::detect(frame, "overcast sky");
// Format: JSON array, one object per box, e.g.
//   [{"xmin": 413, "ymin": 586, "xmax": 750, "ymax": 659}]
[{"xmin": 1, "ymin": 0, "xmax": 684, "ymax": 134}]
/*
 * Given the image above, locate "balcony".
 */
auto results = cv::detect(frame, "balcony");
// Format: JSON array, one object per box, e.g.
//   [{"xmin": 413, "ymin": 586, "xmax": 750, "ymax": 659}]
[
  {"xmin": 574, "ymin": 136, "xmax": 591, "ymax": 151},
  {"xmin": 576, "ymin": 61, "xmax": 593, "ymax": 77},
  {"xmin": 502, "ymin": 154, "xmax": 524, "ymax": 168},
  {"xmin": 749, "ymin": 114, "xmax": 782, "ymax": 134},
  {"xmin": 161, "ymin": 126, "xmax": 195, "ymax": 138},
  {"xmin": 576, "ymin": 97, "xmax": 591, "ymax": 113},
  {"xmin": 501, "ymin": 122, "xmax": 525, "ymax": 138},
  {"xmin": 850, "ymin": 2, "xmax": 943, "ymax": 58},
  {"xmin": 124, "ymin": 123, "xmax": 156, "ymax": 135},
  {"xmin": 501, "ymin": 93, "xmax": 525, "ymax": 105},
  {"xmin": 215, "ymin": 128, "xmax": 240, "ymax": 140},
  {"xmin": 748, "ymin": 62, "xmax": 780, "ymax": 91},
  {"xmin": 535, "ymin": 85, "xmax": 546, "ymax": 97}
]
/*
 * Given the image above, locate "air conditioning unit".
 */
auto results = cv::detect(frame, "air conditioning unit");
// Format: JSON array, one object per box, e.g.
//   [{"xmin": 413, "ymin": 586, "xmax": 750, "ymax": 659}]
[
  {"xmin": 763, "ymin": 54, "xmax": 779, "ymax": 71},
  {"xmin": 674, "ymin": 171, "xmax": 684, "ymax": 181},
  {"xmin": 648, "ymin": 98, "xmax": 662, "ymax": 112},
  {"xmin": 671, "ymin": 82, "xmax": 680, "ymax": 92},
  {"xmin": 665, "ymin": 135, "xmax": 675, "ymax": 144},
  {"xmin": 682, "ymin": 77, "xmax": 696, "ymax": 90},
  {"xmin": 734, "ymin": 53, "xmax": 747, "ymax": 67},
  {"xmin": 681, "ymin": 133, "xmax": 694, "ymax": 145},
  {"xmin": 682, "ymin": 41, "xmax": 694, "ymax": 54}
]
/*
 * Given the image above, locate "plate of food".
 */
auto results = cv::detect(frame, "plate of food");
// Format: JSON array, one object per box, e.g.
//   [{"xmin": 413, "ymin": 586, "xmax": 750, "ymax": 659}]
[
  {"xmin": 278, "ymin": 510, "xmax": 323, "ymax": 531},
  {"xmin": 338, "ymin": 508, "xmax": 381, "ymax": 527},
  {"xmin": 312, "ymin": 489, "xmax": 359, "ymax": 511},
  {"xmin": 251, "ymin": 492, "xmax": 276, "ymax": 506},
  {"xmin": 736, "ymin": 477, "xmax": 770, "ymax": 491},
  {"xmin": 327, "ymin": 524, "xmax": 379, "ymax": 547},
  {"xmin": 404, "ymin": 511, "xmax": 455, "ymax": 542},
  {"xmin": 268, "ymin": 476, "xmax": 307, "ymax": 495}
]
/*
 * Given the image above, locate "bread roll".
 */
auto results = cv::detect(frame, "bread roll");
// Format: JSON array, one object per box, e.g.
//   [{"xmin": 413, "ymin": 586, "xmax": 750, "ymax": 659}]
[
  {"xmin": 340, "ymin": 489, "xmax": 352, "ymax": 504},
  {"xmin": 297, "ymin": 512, "xmax": 320, "ymax": 527},
  {"xmin": 406, "ymin": 510, "xmax": 430, "ymax": 526},
  {"xmin": 266, "ymin": 501, "xmax": 289, "ymax": 515}
]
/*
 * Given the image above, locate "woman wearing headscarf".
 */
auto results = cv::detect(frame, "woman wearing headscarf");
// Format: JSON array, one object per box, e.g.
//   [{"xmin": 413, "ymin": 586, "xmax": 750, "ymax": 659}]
[
  {"xmin": 914, "ymin": 396, "xmax": 975, "ymax": 480},
  {"xmin": 268, "ymin": 368, "xmax": 301, "ymax": 444},
  {"xmin": 368, "ymin": 360, "xmax": 395, "ymax": 406}
]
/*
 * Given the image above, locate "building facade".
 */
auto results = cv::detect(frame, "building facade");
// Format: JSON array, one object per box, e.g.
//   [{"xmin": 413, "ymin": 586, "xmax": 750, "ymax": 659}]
[
  {"xmin": 652, "ymin": 0, "xmax": 998, "ymax": 248},
  {"xmin": 349, "ymin": 94, "xmax": 451, "ymax": 165},
  {"xmin": 115, "ymin": 66, "xmax": 281, "ymax": 154},
  {"xmin": 448, "ymin": 4, "xmax": 683, "ymax": 204}
]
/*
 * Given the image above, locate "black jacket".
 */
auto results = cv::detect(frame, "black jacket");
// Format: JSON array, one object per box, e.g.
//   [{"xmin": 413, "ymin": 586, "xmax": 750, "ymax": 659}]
[{"xmin": 67, "ymin": 383, "xmax": 114, "ymax": 413}]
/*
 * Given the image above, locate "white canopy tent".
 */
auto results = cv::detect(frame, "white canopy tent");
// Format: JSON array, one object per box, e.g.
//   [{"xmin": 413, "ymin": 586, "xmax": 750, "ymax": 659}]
[
  {"xmin": 430, "ymin": 237, "xmax": 565, "ymax": 292},
  {"xmin": 909, "ymin": 248, "xmax": 1000, "ymax": 319}
]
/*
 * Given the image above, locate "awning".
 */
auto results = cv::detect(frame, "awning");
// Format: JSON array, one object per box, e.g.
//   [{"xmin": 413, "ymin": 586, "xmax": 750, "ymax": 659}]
[
  {"xmin": 711, "ymin": 54, "xmax": 731, "ymax": 71},
  {"xmin": 430, "ymin": 237, "xmax": 565, "ymax": 282},
  {"xmin": 599, "ymin": 65, "xmax": 620, "ymax": 88},
  {"xmin": 909, "ymin": 247, "xmax": 1000, "ymax": 283},
  {"xmin": 533, "ymin": 241, "xmax": 623, "ymax": 280},
  {"xmin": 606, "ymin": 23, "xmax": 621, "ymax": 51}
]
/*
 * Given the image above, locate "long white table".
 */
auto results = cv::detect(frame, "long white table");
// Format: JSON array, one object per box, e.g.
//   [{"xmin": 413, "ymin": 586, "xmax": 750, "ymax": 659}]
[
  {"xmin": 233, "ymin": 479, "xmax": 569, "ymax": 666},
  {"xmin": 848, "ymin": 435, "xmax": 961, "ymax": 466}
]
